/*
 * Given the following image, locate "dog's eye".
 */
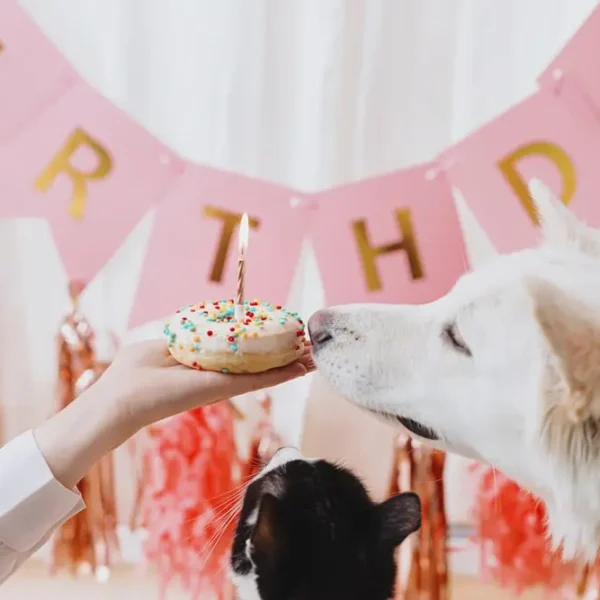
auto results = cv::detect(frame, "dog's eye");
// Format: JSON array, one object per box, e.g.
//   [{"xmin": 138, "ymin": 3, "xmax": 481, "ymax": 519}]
[{"xmin": 442, "ymin": 323, "xmax": 471, "ymax": 357}]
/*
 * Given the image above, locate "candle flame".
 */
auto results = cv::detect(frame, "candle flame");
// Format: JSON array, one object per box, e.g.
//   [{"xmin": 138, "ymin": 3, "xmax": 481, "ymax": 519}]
[{"xmin": 238, "ymin": 212, "xmax": 249, "ymax": 256}]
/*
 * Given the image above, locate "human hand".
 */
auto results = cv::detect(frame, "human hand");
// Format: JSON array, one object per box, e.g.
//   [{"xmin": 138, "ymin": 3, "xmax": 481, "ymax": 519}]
[
  {"xmin": 95, "ymin": 339, "xmax": 315, "ymax": 435},
  {"xmin": 34, "ymin": 339, "xmax": 313, "ymax": 491}
]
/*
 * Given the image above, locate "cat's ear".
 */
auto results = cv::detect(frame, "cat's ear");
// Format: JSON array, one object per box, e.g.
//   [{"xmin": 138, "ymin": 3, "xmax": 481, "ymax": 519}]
[
  {"xmin": 376, "ymin": 492, "xmax": 421, "ymax": 547},
  {"xmin": 250, "ymin": 493, "xmax": 283, "ymax": 565}
]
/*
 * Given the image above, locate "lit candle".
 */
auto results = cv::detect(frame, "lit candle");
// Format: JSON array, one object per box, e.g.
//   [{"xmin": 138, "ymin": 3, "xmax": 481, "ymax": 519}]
[{"xmin": 235, "ymin": 213, "xmax": 249, "ymax": 321}]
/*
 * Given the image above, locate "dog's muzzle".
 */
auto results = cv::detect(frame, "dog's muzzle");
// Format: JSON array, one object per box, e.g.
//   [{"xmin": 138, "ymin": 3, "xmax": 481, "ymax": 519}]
[
  {"xmin": 308, "ymin": 310, "xmax": 335, "ymax": 349},
  {"xmin": 309, "ymin": 311, "xmax": 440, "ymax": 442}
]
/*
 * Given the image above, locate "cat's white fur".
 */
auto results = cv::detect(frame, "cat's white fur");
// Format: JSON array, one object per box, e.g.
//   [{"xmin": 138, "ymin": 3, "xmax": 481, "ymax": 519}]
[
  {"xmin": 231, "ymin": 565, "xmax": 260, "ymax": 600},
  {"xmin": 312, "ymin": 179, "xmax": 600, "ymax": 560}
]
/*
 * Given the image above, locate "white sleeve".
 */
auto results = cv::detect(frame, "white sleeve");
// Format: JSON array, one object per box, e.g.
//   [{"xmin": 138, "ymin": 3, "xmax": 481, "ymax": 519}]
[{"xmin": 0, "ymin": 430, "xmax": 85, "ymax": 584}]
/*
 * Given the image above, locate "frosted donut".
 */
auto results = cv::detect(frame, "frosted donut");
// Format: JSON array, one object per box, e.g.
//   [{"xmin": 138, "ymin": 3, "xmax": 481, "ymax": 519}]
[{"xmin": 164, "ymin": 299, "xmax": 306, "ymax": 374}]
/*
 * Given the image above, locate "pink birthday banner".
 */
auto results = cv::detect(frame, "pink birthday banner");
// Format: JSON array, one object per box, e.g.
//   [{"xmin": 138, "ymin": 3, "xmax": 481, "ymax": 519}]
[
  {"xmin": 130, "ymin": 166, "xmax": 312, "ymax": 329},
  {"xmin": 443, "ymin": 77, "xmax": 600, "ymax": 253},
  {"xmin": 1, "ymin": 2, "xmax": 600, "ymax": 327},
  {"xmin": 310, "ymin": 165, "xmax": 466, "ymax": 306}
]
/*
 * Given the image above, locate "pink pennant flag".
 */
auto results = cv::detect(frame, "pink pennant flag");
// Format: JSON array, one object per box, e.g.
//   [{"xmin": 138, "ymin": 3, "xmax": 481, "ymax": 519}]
[
  {"xmin": 0, "ymin": 3, "xmax": 77, "ymax": 142},
  {"xmin": 130, "ymin": 165, "xmax": 312, "ymax": 328},
  {"xmin": 538, "ymin": 6, "xmax": 600, "ymax": 116},
  {"xmin": 0, "ymin": 81, "xmax": 184, "ymax": 284},
  {"xmin": 309, "ymin": 163, "xmax": 466, "ymax": 305},
  {"xmin": 444, "ymin": 78, "xmax": 600, "ymax": 253}
]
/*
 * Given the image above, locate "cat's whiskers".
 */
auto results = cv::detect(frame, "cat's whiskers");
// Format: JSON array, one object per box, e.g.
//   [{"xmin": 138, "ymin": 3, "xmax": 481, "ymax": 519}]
[
  {"xmin": 194, "ymin": 496, "xmax": 243, "ymax": 542},
  {"xmin": 178, "ymin": 475, "xmax": 252, "ymax": 528},
  {"xmin": 207, "ymin": 469, "xmax": 259, "ymax": 505},
  {"xmin": 178, "ymin": 492, "xmax": 240, "ymax": 528},
  {"xmin": 213, "ymin": 470, "xmax": 259, "ymax": 510},
  {"xmin": 248, "ymin": 457, "xmax": 267, "ymax": 472},
  {"xmin": 210, "ymin": 486, "xmax": 248, "ymax": 515},
  {"xmin": 198, "ymin": 502, "xmax": 243, "ymax": 572},
  {"xmin": 201, "ymin": 492, "xmax": 247, "ymax": 546},
  {"xmin": 214, "ymin": 551, "xmax": 235, "ymax": 582}
]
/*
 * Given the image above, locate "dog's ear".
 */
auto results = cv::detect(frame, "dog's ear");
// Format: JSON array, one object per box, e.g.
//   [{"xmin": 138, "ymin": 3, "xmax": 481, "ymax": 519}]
[
  {"xmin": 452, "ymin": 187, "xmax": 499, "ymax": 270},
  {"xmin": 528, "ymin": 179, "xmax": 600, "ymax": 258},
  {"xmin": 527, "ymin": 277, "xmax": 600, "ymax": 423}
]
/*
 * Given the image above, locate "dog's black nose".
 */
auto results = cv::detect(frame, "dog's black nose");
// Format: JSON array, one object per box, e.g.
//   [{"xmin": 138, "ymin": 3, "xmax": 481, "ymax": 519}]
[{"xmin": 308, "ymin": 310, "xmax": 334, "ymax": 346}]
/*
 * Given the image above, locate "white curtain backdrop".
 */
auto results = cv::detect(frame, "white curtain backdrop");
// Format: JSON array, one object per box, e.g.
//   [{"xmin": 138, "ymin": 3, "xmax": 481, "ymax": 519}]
[{"xmin": 1, "ymin": 0, "xmax": 597, "ymax": 534}]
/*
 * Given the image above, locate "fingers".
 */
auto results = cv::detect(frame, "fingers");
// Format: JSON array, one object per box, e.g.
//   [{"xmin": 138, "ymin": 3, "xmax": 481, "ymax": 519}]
[
  {"xmin": 120, "ymin": 338, "xmax": 170, "ymax": 359},
  {"xmin": 228, "ymin": 355, "xmax": 316, "ymax": 395},
  {"xmin": 145, "ymin": 338, "xmax": 170, "ymax": 353},
  {"xmin": 163, "ymin": 347, "xmax": 317, "ymax": 412},
  {"xmin": 162, "ymin": 354, "xmax": 183, "ymax": 368},
  {"xmin": 297, "ymin": 349, "xmax": 316, "ymax": 373}
]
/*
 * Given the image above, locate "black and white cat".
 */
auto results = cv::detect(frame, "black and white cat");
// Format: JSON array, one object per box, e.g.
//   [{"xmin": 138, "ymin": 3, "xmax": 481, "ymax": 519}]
[{"xmin": 230, "ymin": 447, "xmax": 421, "ymax": 600}]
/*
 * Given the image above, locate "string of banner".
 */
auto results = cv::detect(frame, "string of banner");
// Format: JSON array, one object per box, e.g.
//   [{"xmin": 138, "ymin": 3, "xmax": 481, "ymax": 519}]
[{"xmin": 0, "ymin": 2, "xmax": 599, "ymax": 329}]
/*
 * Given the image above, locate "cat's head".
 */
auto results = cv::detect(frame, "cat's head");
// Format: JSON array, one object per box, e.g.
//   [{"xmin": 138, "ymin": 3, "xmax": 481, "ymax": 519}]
[{"xmin": 230, "ymin": 447, "xmax": 421, "ymax": 600}]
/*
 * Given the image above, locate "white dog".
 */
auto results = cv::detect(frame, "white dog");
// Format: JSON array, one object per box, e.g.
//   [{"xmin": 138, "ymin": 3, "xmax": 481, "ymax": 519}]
[{"xmin": 308, "ymin": 179, "xmax": 600, "ymax": 560}]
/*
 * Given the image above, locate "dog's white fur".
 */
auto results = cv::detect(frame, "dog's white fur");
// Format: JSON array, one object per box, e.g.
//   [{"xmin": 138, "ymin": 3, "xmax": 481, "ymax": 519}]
[{"xmin": 311, "ymin": 179, "xmax": 600, "ymax": 560}]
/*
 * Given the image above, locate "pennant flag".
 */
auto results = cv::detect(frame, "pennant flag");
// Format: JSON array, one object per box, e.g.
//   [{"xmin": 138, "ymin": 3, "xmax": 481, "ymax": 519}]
[
  {"xmin": 0, "ymin": 81, "xmax": 184, "ymax": 284},
  {"xmin": 309, "ymin": 163, "xmax": 466, "ymax": 305},
  {"xmin": 539, "ymin": 6, "xmax": 600, "ymax": 117},
  {"xmin": 129, "ymin": 164, "xmax": 312, "ymax": 328},
  {"xmin": 0, "ymin": 3, "xmax": 77, "ymax": 142},
  {"xmin": 444, "ymin": 78, "xmax": 600, "ymax": 252}
]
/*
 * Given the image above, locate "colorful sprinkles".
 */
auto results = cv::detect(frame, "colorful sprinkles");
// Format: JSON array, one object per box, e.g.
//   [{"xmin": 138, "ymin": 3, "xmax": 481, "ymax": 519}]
[{"xmin": 165, "ymin": 299, "xmax": 306, "ymax": 370}]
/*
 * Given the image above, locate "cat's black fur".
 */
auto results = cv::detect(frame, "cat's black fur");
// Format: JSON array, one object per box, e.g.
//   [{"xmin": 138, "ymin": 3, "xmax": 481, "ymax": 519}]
[{"xmin": 230, "ymin": 450, "xmax": 421, "ymax": 600}]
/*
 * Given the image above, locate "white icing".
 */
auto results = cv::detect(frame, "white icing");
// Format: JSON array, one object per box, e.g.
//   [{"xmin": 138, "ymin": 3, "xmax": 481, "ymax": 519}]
[{"xmin": 165, "ymin": 300, "xmax": 306, "ymax": 370}]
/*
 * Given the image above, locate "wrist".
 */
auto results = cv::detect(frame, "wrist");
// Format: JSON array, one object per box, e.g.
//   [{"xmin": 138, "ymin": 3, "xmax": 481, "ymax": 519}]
[
  {"xmin": 83, "ymin": 376, "xmax": 140, "ymax": 448},
  {"xmin": 34, "ymin": 381, "xmax": 130, "ymax": 489}
]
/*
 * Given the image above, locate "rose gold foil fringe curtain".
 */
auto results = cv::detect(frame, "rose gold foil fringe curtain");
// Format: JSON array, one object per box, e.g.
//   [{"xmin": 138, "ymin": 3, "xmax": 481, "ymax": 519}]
[
  {"xmin": 51, "ymin": 282, "xmax": 119, "ymax": 578},
  {"xmin": 391, "ymin": 435, "xmax": 449, "ymax": 599}
]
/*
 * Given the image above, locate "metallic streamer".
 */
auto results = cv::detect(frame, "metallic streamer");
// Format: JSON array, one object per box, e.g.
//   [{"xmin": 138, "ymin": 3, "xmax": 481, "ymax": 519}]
[
  {"xmin": 51, "ymin": 281, "xmax": 119, "ymax": 579},
  {"xmin": 573, "ymin": 564, "xmax": 600, "ymax": 599},
  {"xmin": 392, "ymin": 436, "xmax": 449, "ymax": 599}
]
